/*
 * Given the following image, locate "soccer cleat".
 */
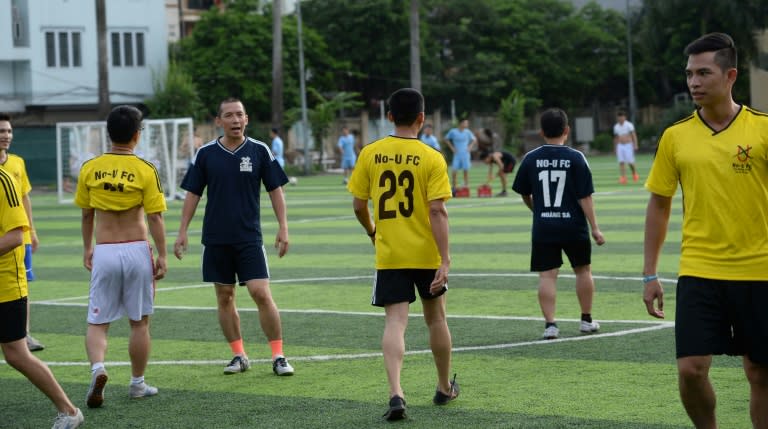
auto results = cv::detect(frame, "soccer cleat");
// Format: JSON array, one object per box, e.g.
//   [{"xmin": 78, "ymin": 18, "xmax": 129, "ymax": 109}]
[
  {"xmin": 272, "ymin": 356, "xmax": 294, "ymax": 376},
  {"xmin": 496, "ymin": 190, "xmax": 508, "ymax": 197},
  {"xmin": 129, "ymin": 381, "xmax": 159, "ymax": 399},
  {"xmin": 52, "ymin": 408, "xmax": 84, "ymax": 429},
  {"xmin": 542, "ymin": 325, "xmax": 560, "ymax": 340},
  {"xmin": 223, "ymin": 355, "xmax": 250, "ymax": 374},
  {"xmin": 86, "ymin": 367, "xmax": 108, "ymax": 408},
  {"xmin": 632, "ymin": 173, "xmax": 640, "ymax": 182},
  {"xmin": 580, "ymin": 320, "xmax": 601, "ymax": 333},
  {"xmin": 433, "ymin": 373, "xmax": 460, "ymax": 405},
  {"xmin": 26, "ymin": 335, "xmax": 45, "ymax": 352},
  {"xmin": 619, "ymin": 176, "xmax": 628, "ymax": 184},
  {"xmin": 383, "ymin": 395, "xmax": 407, "ymax": 421}
]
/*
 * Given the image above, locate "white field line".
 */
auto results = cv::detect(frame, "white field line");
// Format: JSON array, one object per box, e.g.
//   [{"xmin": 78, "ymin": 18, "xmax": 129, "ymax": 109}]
[{"xmin": 4, "ymin": 323, "xmax": 672, "ymax": 367}]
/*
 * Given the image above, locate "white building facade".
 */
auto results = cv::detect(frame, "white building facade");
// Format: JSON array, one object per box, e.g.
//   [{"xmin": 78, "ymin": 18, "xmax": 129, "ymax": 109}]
[{"xmin": 1, "ymin": 0, "xmax": 167, "ymax": 116}]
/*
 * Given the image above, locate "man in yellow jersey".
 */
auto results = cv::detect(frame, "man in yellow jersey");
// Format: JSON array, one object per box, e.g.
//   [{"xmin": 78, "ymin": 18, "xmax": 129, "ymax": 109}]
[
  {"xmin": 0, "ymin": 168, "xmax": 83, "ymax": 428},
  {"xmin": 75, "ymin": 105, "xmax": 168, "ymax": 408},
  {"xmin": 0, "ymin": 113, "xmax": 44, "ymax": 352},
  {"xmin": 348, "ymin": 88, "xmax": 458, "ymax": 421},
  {"xmin": 643, "ymin": 33, "xmax": 768, "ymax": 428}
]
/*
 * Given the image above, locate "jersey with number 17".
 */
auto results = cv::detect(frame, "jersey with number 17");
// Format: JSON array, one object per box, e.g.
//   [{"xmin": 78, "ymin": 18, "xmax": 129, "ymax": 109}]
[
  {"xmin": 511, "ymin": 144, "xmax": 594, "ymax": 243},
  {"xmin": 348, "ymin": 136, "xmax": 451, "ymax": 269}
]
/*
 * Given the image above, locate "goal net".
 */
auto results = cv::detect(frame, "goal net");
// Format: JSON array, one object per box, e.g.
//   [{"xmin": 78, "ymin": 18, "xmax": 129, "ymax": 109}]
[{"xmin": 56, "ymin": 118, "xmax": 195, "ymax": 204}]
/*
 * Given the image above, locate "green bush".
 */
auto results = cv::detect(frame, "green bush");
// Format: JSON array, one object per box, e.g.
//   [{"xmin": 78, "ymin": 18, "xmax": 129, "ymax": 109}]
[{"xmin": 591, "ymin": 133, "xmax": 613, "ymax": 153}]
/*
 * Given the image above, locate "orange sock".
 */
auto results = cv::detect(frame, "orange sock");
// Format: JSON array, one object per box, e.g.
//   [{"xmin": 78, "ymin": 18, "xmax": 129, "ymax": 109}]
[
  {"xmin": 269, "ymin": 339, "xmax": 284, "ymax": 360},
  {"xmin": 229, "ymin": 339, "xmax": 245, "ymax": 356}
]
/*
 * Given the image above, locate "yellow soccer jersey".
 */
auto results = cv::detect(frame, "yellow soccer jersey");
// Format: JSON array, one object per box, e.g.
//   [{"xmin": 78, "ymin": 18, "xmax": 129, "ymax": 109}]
[
  {"xmin": 646, "ymin": 106, "xmax": 768, "ymax": 280},
  {"xmin": 348, "ymin": 136, "xmax": 451, "ymax": 269},
  {"xmin": 0, "ymin": 169, "xmax": 29, "ymax": 303},
  {"xmin": 75, "ymin": 153, "xmax": 167, "ymax": 214},
  {"xmin": 0, "ymin": 154, "xmax": 32, "ymax": 245}
]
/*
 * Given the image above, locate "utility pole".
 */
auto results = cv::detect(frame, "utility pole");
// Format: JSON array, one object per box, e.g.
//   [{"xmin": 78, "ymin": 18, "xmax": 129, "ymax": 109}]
[
  {"xmin": 271, "ymin": 0, "xmax": 284, "ymax": 130},
  {"xmin": 96, "ymin": 0, "xmax": 110, "ymax": 118},
  {"xmin": 409, "ymin": 0, "xmax": 421, "ymax": 91},
  {"xmin": 626, "ymin": 0, "xmax": 637, "ymax": 123},
  {"xmin": 296, "ymin": 0, "xmax": 310, "ymax": 175}
]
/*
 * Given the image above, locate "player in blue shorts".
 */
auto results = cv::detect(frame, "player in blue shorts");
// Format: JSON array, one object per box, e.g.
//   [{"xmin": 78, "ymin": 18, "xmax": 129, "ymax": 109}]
[
  {"xmin": 174, "ymin": 97, "xmax": 294, "ymax": 377},
  {"xmin": 443, "ymin": 119, "xmax": 476, "ymax": 190}
]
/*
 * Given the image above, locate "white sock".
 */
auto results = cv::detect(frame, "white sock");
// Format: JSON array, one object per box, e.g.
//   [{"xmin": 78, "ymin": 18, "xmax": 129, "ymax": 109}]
[
  {"xmin": 131, "ymin": 375, "xmax": 145, "ymax": 385},
  {"xmin": 91, "ymin": 362, "xmax": 104, "ymax": 373}
]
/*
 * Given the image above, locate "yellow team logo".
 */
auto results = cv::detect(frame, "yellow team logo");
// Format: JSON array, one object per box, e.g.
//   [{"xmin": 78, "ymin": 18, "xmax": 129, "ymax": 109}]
[{"xmin": 732, "ymin": 144, "xmax": 753, "ymax": 174}]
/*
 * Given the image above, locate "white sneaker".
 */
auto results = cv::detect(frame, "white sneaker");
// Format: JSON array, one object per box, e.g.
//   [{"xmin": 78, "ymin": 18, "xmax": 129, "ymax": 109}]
[
  {"xmin": 542, "ymin": 325, "xmax": 559, "ymax": 339},
  {"xmin": 129, "ymin": 381, "xmax": 159, "ymax": 399},
  {"xmin": 580, "ymin": 320, "xmax": 600, "ymax": 333},
  {"xmin": 223, "ymin": 355, "xmax": 250, "ymax": 374},
  {"xmin": 272, "ymin": 356, "xmax": 294, "ymax": 376},
  {"xmin": 52, "ymin": 408, "xmax": 83, "ymax": 429},
  {"xmin": 86, "ymin": 367, "xmax": 108, "ymax": 408}
]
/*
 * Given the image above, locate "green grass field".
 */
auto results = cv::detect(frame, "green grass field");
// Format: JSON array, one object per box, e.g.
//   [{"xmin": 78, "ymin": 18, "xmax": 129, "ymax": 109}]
[{"xmin": 0, "ymin": 153, "xmax": 751, "ymax": 428}]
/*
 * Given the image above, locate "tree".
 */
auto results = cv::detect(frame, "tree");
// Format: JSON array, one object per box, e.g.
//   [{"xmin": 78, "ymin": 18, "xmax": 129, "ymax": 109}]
[
  {"xmin": 286, "ymin": 90, "xmax": 363, "ymax": 167},
  {"xmin": 144, "ymin": 61, "xmax": 204, "ymax": 120},
  {"xmin": 498, "ymin": 89, "xmax": 526, "ymax": 152}
]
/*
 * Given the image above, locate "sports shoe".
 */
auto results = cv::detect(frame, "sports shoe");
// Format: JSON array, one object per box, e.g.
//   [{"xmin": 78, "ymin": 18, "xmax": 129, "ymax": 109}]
[
  {"xmin": 86, "ymin": 367, "xmax": 108, "ymax": 408},
  {"xmin": 383, "ymin": 395, "xmax": 407, "ymax": 421},
  {"xmin": 223, "ymin": 355, "xmax": 250, "ymax": 374},
  {"xmin": 272, "ymin": 356, "xmax": 294, "ymax": 376},
  {"xmin": 129, "ymin": 381, "xmax": 159, "ymax": 399},
  {"xmin": 496, "ymin": 190, "xmax": 508, "ymax": 197},
  {"xmin": 632, "ymin": 173, "xmax": 640, "ymax": 182},
  {"xmin": 52, "ymin": 408, "xmax": 83, "ymax": 429},
  {"xmin": 433, "ymin": 373, "xmax": 460, "ymax": 405},
  {"xmin": 580, "ymin": 320, "xmax": 600, "ymax": 333},
  {"xmin": 619, "ymin": 176, "xmax": 627, "ymax": 184},
  {"xmin": 542, "ymin": 325, "xmax": 559, "ymax": 340},
  {"xmin": 27, "ymin": 335, "xmax": 45, "ymax": 352}
]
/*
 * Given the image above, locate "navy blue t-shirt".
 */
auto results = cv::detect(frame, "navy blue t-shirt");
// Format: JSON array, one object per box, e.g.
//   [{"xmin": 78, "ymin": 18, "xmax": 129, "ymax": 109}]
[
  {"xmin": 511, "ymin": 145, "xmax": 594, "ymax": 242},
  {"xmin": 181, "ymin": 137, "xmax": 288, "ymax": 245}
]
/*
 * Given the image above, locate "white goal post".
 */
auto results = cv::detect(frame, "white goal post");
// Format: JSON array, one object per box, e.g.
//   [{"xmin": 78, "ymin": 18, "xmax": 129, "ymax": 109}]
[{"xmin": 56, "ymin": 118, "xmax": 195, "ymax": 204}]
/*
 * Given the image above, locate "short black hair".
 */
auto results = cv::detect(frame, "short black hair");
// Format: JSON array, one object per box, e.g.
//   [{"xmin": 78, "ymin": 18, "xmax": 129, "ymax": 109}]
[
  {"xmin": 107, "ymin": 105, "xmax": 143, "ymax": 144},
  {"xmin": 387, "ymin": 88, "xmax": 424, "ymax": 126},
  {"xmin": 271, "ymin": 127, "xmax": 279, "ymax": 134},
  {"xmin": 540, "ymin": 108, "xmax": 568, "ymax": 139},
  {"xmin": 684, "ymin": 32, "xmax": 737, "ymax": 71},
  {"xmin": 218, "ymin": 97, "xmax": 244, "ymax": 117},
  {"xmin": 617, "ymin": 110, "xmax": 627, "ymax": 117},
  {"xmin": 0, "ymin": 113, "xmax": 11, "ymax": 122}
]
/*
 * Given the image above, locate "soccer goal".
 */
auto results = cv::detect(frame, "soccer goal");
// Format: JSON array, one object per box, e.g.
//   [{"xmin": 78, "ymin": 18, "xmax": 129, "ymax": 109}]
[{"xmin": 56, "ymin": 117, "xmax": 195, "ymax": 204}]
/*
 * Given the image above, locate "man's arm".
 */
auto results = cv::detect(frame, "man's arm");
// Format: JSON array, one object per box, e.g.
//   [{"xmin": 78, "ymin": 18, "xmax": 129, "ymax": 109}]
[
  {"xmin": 268, "ymin": 186, "xmax": 289, "ymax": 257},
  {"xmin": 577, "ymin": 195, "xmax": 605, "ymax": 246},
  {"xmin": 81, "ymin": 208, "xmax": 95, "ymax": 271},
  {"xmin": 352, "ymin": 197, "xmax": 375, "ymax": 245},
  {"xmin": 521, "ymin": 194, "xmax": 533, "ymax": 211},
  {"xmin": 22, "ymin": 193, "xmax": 38, "ymax": 252},
  {"xmin": 642, "ymin": 192, "xmax": 672, "ymax": 319},
  {"xmin": 173, "ymin": 192, "xmax": 201, "ymax": 260},
  {"xmin": 631, "ymin": 130, "xmax": 639, "ymax": 150},
  {"xmin": 0, "ymin": 228, "xmax": 24, "ymax": 256},
  {"xmin": 428, "ymin": 199, "xmax": 450, "ymax": 294},
  {"xmin": 147, "ymin": 212, "xmax": 167, "ymax": 280}
]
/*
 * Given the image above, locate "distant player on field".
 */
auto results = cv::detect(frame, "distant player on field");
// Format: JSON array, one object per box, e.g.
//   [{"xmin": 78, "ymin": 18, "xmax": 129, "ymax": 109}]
[
  {"xmin": 348, "ymin": 88, "xmax": 458, "ymax": 421},
  {"xmin": 512, "ymin": 108, "xmax": 605, "ymax": 340},
  {"xmin": 76, "ymin": 105, "xmax": 167, "ymax": 408},
  {"xmin": 613, "ymin": 110, "xmax": 639, "ymax": 184}
]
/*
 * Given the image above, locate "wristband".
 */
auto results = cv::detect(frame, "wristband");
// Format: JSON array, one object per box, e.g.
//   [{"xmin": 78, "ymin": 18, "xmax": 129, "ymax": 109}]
[
  {"xmin": 367, "ymin": 228, "xmax": 376, "ymax": 237},
  {"xmin": 642, "ymin": 274, "xmax": 658, "ymax": 283}
]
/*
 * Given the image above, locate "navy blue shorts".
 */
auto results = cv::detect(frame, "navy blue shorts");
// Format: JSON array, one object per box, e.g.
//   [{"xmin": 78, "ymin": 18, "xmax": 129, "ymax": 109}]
[
  {"xmin": 202, "ymin": 243, "xmax": 269, "ymax": 285},
  {"xmin": 530, "ymin": 240, "xmax": 591, "ymax": 272},
  {"xmin": 676, "ymin": 276, "xmax": 768, "ymax": 364},
  {"xmin": 371, "ymin": 269, "xmax": 446, "ymax": 307},
  {"xmin": 0, "ymin": 297, "xmax": 27, "ymax": 343}
]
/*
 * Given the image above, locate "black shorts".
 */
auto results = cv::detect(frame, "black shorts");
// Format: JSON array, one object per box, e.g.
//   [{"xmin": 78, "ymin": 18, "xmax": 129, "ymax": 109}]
[
  {"xmin": 371, "ymin": 269, "xmax": 446, "ymax": 307},
  {"xmin": 530, "ymin": 240, "xmax": 591, "ymax": 272},
  {"xmin": 0, "ymin": 297, "xmax": 28, "ymax": 343},
  {"xmin": 676, "ymin": 276, "xmax": 768, "ymax": 364},
  {"xmin": 202, "ymin": 243, "xmax": 269, "ymax": 285}
]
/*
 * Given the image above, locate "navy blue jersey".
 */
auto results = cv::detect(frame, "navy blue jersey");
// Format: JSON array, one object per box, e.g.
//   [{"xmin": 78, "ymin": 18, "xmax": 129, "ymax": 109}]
[
  {"xmin": 511, "ymin": 145, "xmax": 594, "ymax": 242},
  {"xmin": 181, "ymin": 137, "xmax": 288, "ymax": 245}
]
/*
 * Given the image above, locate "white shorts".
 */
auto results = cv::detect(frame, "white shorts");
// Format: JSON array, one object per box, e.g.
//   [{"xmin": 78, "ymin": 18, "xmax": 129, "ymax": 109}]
[
  {"xmin": 87, "ymin": 241, "xmax": 155, "ymax": 324},
  {"xmin": 616, "ymin": 142, "xmax": 636, "ymax": 164}
]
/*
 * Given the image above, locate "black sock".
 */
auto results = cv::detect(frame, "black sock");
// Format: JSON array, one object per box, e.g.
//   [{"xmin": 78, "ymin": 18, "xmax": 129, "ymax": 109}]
[
  {"xmin": 545, "ymin": 322, "xmax": 557, "ymax": 328},
  {"xmin": 581, "ymin": 313, "xmax": 592, "ymax": 323}
]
